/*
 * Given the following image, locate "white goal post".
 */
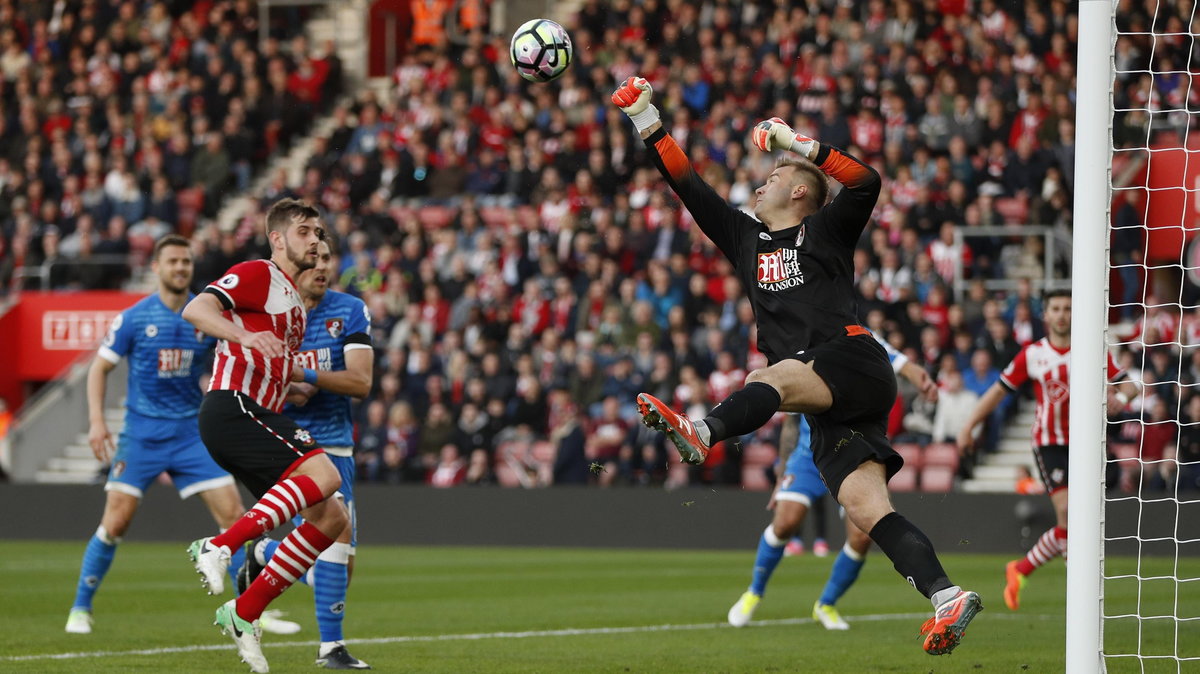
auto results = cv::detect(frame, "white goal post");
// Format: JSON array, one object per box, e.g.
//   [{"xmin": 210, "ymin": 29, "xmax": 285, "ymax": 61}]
[
  {"xmin": 1067, "ymin": 0, "xmax": 1114, "ymax": 670},
  {"xmin": 1073, "ymin": 1, "xmax": 1200, "ymax": 671}
]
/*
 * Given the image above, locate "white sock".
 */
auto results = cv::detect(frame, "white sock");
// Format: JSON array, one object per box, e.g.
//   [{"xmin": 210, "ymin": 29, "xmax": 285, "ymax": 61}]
[
  {"xmin": 694, "ymin": 419, "xmax": 712, "ymax": 445},
  {"xmin": 931, "ymin": 585, "xmax": 962, "ymax": 609},
  {"xmin": 319, "ymin": 640, "xmax": 345, "ymax": 657},
  {"xmin": 763, "ymin": 525, "xmax": 786, "ymax": 548}
]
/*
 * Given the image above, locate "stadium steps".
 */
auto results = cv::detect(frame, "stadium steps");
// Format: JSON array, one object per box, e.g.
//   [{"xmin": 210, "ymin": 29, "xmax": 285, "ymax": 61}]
[
  {"xmin": 214, "ymin": 110, "xmax": 345, "ymax": 232},
  {"xmin": 33, "ymin": 409, "xmax": 124, "ymax": 485},
  {"xmin": 306, "ymin": 1, "xmax": 367, "ymax": 86},
  {"xmin": 213, "ymin": 1, "xmax": 366, "ymax": 233},
  {"xmin": 959, "ymin": 408, "xmax": 1037, "ymax": 494}
]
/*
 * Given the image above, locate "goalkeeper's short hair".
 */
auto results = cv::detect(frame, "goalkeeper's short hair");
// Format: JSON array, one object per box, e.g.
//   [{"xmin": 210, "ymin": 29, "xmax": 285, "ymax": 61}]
[{"xmin": 776, "ymin": 158, "xmax": 830, "ymax": 207}]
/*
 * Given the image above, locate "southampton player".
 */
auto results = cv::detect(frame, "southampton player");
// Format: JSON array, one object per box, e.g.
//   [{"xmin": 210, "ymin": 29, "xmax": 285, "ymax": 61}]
[
  {"xmin": 729, "ymin": 337, "xmax": 938, "ymax": 630},
  {"xmin": 613, "ymin": 76, "xmax": 982, "ymax": 654},
  {"xmin": 65, "ymin": 235, "xmax": 244, "ymax": 634},
  {"xmin": 238, "ymin": 238, "xmax": 374, "ymax": 669},
  {"xmin": 183, "ymin": 199, "xmax": 348, "ymax": 673},
  {"xmin": 958, "ymin": 290, "xmax": 1138, "ymax": 611}
]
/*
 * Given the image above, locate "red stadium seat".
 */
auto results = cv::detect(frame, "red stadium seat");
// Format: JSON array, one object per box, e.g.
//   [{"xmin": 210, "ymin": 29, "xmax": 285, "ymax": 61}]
[
  {"xmin": 389, "ymin": 206, "xmax": 412, "ymax": 224},
  {"xmin": 890, "ymin": 460, "xmax": 919, "ymax": 492},
  {"xmin": 995, "ymin": 196, "xmax": 1029, "ymax": 224},
  {"xmin": 893, "ymin": 443, "xmax": 924, "ymax": 471},
  {"xmin": 921, "ymin": 465, "xmax": 956, "ymax": 492},
  {"xmin": 742, "ymin": 465, "xmax": 772, "ymax": 491},
  {"xmin": 1108, "ymin": 443, "xmax": 1139, "ymax": 460},
  {"xmin": 177, "ymin": 187, "xmax": 205, "ymax": 237},
  {"xmin": 923, "ymin": 443, "xmax": 960, "ymax": 472},
  {"xmin": 418, "ymin": 205, "xmax": 454, "ymax": 229},
  {"xmin": 128, "ymin": 233, "xmax": 155, "ymax": 265},
  {"xmin": 742, "ymin": 442, "xmax": 777, "ymax": 467},
  {"xmin": 480, "ymin": 206, "xmax": 510, "ymax": 228},
  {"xmin": 665, "ymin": 460, "xmax": 689, "ymax": 488},
  {"xmin": 1108, "ymin": 443, "xmax": 1140, "ymax": 492}
]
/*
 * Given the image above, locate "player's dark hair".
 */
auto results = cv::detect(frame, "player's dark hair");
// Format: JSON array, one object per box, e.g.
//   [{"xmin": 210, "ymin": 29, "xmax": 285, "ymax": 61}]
[
  {"xmin": 777, "ymin": 158, "xmax": 830, "ymax": 207},
  {"xmin": 1043, "ymin": 288, "xmax": 1072, "ymax": 304},
  {"xmin": 153, "ymin": 234, "xmax": 191, "ymax": 259},
  {"xmin": 265, "ymin": 198, "xmax": 322, "ymax": 235},
  {"xmin": 319, "ymin": 229, "xmax": 339, "ymax": 255}
]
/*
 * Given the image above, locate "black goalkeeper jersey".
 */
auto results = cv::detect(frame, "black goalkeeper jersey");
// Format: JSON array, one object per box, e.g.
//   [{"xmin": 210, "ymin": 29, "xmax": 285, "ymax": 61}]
[{"xmin": 643, "ymin": 127, "xmax": 881, "ymax": 365}]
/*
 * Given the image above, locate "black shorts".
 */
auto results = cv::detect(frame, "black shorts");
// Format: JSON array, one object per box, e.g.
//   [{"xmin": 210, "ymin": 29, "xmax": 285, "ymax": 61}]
[
  {"xmin": 793, "ymin": 332, "xmax": 902, "ymax": 500},
  {"xmin": 198, "ymin": 390, "xmax": 323, "ymax": 499},
  {"xmin": 1034, "ymin": 444, "xmax": 1068, "ymax": 493}
]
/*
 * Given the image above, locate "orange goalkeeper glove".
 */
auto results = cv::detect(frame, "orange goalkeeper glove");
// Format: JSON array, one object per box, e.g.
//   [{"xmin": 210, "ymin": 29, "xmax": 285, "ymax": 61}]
[
  {"xmin": 612, "ymin": 76, "xmax": 659, "ymax": 132},
  {"xmin": 751, "ymin": 117, "xmax": 817, "ymax": 157}
]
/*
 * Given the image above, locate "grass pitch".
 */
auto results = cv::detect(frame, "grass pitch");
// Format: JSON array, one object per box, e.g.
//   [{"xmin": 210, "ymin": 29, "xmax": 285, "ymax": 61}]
[{"xmin": 0, "ymin": 541, "xmax": 1195, "ymax": 672}]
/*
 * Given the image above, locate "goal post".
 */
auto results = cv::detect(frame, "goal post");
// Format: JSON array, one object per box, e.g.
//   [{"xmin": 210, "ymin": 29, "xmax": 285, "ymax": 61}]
[{"xmin": 1068, "ymin": 0, "xmax": 1114, "ymax": 671}]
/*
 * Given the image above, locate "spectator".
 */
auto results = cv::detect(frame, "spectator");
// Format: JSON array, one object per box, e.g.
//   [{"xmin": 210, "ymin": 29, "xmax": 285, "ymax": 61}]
[
  {"xmin": 356, "ymin": 400, "xmax": 389, "ymax": 482},
  {"xmin": 427, "ymin": 444, "xmax": 467, "ymax": 487},
  {"xmin": 932, "ymin": 370, "xmax": 979, "ymax": 445},
  {"xmin": 190, "ymin": 132, "xmax": 230, "ymax": 209},
  {"xmin": 10, "ymin": 0, "xmax": 1157, "ymax": 495},
  {"xmin": 551, "ymin": 403, "xmax": 589, "ymax": 485},
  {"xmin": 1015, "ymin": 466, "xmax": 1044, "ymax": 495}
]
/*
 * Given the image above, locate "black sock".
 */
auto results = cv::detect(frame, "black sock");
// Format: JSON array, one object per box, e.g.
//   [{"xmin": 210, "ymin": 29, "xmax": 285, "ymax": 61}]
[
  {"xmin": 869, "ymin": 512, "xmax": 953, "ymax": 599},
  {"xmin": 703, "ymin": 382, "xmax": 782, "ymax": 444}
]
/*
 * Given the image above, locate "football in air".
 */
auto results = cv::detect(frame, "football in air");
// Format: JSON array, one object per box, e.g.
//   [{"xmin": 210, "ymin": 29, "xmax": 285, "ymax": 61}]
[{"xmin": 510, "ymin": 18, "xmax": 572, "ymax": 83}]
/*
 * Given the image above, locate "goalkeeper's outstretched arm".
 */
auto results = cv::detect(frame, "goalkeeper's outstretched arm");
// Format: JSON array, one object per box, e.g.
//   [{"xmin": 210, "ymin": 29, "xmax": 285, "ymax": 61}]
[{"xmin": 611, "ymin": 75, "xmax": 752, "ymax": 261}]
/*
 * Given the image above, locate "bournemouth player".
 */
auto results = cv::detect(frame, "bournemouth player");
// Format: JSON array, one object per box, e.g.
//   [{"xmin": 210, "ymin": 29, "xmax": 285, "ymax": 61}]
[
  {"xmin": 613, "ymin": 76, "xmax": 982, "ymax": 654},
  {"xmin": 729, "ymin": 337, "xmax": 938, "ymax": 630},
  {"xmin": 238, "ymin": 238, "xmax": 374, "ymax": 669},
  {"xmin": 958, "ymin": 290, "xmax": 1138, "ymax": 610},
  {"xmin": 65, "ymin": 235, "xmax": 244, "ymax": 634},
  {"xmin": 182, "ymin": 198, "xmax": 348, "ymax": 673}
]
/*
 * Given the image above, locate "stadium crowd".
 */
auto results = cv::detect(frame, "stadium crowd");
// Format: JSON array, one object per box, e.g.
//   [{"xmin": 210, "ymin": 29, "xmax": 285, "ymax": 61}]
[
  {"xmin": 0, "ymin": 0, "xmax": 341, "ymax": 289},
  {"xmin": 2, "ymin": 0, "xmax": 1197, "ymax": 492}
]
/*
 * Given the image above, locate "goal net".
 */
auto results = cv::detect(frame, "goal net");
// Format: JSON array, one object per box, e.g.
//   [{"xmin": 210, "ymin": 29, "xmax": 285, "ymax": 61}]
[{"xmin": 1072, "ymin": 1, "xmax": 1200, "ymax": 671}]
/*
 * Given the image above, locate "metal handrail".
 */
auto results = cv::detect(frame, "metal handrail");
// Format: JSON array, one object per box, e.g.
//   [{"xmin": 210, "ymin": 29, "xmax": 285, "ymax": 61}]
[{"xmin": 952, "ymin": 225, "xmax": 1074, "ymax": 302}]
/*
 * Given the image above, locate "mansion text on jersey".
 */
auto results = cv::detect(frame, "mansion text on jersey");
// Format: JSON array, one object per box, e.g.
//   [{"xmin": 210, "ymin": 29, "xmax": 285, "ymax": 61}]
[{"xmin": 757, "ymin": 248, "xmax": 805, "ymax": 291}]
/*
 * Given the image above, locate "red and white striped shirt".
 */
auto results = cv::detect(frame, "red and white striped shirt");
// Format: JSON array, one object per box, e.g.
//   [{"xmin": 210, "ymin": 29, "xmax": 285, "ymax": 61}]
[
  {"xmin": 204, "ymin": 260, "xmax": 307, "ymax": 412},
  {"xmin": 1000, "ymin": 338, "xmax": 1126, "ymax": 447}
]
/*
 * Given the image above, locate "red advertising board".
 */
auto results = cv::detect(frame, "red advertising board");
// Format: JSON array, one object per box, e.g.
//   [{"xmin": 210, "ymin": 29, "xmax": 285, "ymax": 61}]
[
  {"xmin": 1138, "ymin": 135, "xmax": 1200, "ymax": 263},
  {"xmin": 0, "ymin": 291, "xmax": 144, "ymax": 410}
]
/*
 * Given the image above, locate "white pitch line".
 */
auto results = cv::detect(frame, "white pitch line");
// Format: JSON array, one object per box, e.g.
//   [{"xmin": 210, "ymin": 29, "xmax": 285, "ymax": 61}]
[{"xmin": 4, "ymin": 611, "xmax": 1049, "ymax": 663}]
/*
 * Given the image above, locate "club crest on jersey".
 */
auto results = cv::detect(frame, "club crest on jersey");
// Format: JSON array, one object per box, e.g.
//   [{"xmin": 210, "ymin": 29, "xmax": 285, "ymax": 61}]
[
  {"xmin": 756, "ymin": 248, "xmax": 804, "ymax": 290},
  {"xmin": 294, "ymin": 428, "xmax": 313, "ymax": 445},
  {"xmin": 144, "ymin": 324, "xmax": 158, "ymax": 338},
  {"xmin": 326, "ymin": 318, "xmax": 344, "ymax": 339},
  {"xmin": 1044, "ymin": 378, "xmax": 1070, "ymax": 404}
]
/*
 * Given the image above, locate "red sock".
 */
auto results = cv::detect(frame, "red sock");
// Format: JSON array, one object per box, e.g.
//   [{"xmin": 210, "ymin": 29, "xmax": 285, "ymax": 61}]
[
  {"xmin": 210, "ymin": 476, "xmax": 324, "ymax": 551},
  {"xmin": 235, "ymin": 522, "xmax": 335, "ymax": 621},
  {"xmin": 1054, "ymin": 526, "xmax": 1068, "ymax": 562},
  {"xmin": 1016, "ymin": 526, "xmax": 1064, "ymax": 576}
]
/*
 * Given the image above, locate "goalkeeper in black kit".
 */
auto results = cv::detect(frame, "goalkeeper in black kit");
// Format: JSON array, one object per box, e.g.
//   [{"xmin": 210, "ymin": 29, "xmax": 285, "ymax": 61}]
[{"xmin": 611, "ymin": 75, "xmax": 982, "ymax": 655}]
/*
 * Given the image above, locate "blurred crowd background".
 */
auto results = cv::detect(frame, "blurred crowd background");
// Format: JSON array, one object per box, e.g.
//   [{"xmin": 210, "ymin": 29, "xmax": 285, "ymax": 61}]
[{"xmin": 0, "ymin": 0, "xmax": 1196, "ymax": 493}]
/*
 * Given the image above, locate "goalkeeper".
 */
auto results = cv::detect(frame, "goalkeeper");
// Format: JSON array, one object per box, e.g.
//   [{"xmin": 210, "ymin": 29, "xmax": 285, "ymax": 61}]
[{"xmin": 612, "ymin": 75, "xmax": 982, "ymax": 655}]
